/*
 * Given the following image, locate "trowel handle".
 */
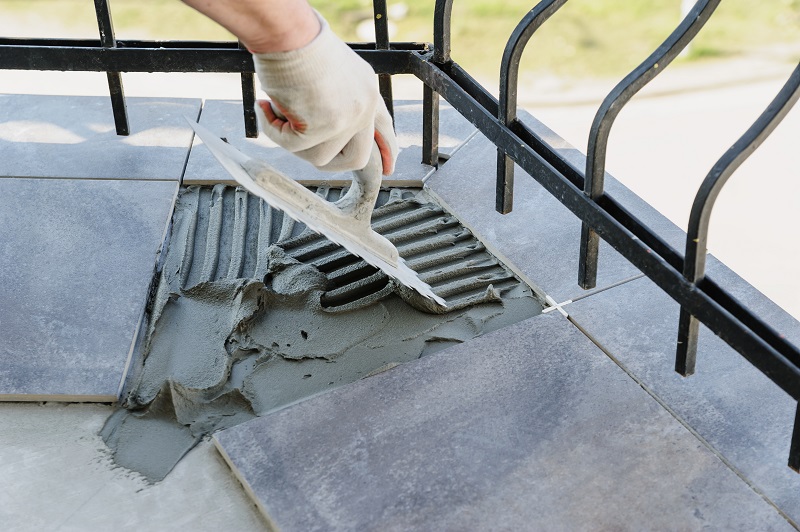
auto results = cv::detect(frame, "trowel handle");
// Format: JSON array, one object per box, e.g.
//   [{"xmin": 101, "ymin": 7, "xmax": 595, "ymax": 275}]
[{"xmin": 335, "ymin": 143, "xmax": 383, "ymax": 224}]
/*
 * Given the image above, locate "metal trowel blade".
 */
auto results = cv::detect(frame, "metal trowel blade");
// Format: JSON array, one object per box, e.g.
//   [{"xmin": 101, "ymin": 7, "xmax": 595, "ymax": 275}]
[{"xmin": 187, "ymin": 118, "xmax": 447, "ymax": 308}]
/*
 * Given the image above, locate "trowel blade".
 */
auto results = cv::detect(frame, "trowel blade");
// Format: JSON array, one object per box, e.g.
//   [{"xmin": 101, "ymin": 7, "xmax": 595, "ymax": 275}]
[{"xmin": 187, "ymin": 118, "xmax": 447, "ymax": 308}]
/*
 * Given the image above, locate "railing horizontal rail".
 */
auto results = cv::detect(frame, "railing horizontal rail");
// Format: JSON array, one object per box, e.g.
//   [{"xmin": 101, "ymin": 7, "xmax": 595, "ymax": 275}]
[
  {"xmin": 0, "ymin": 39, "xmax": 423, "ymax": 74},
  {"xmin": 408, "ymin": 52, "xmax": 800, "ymax": 400}
]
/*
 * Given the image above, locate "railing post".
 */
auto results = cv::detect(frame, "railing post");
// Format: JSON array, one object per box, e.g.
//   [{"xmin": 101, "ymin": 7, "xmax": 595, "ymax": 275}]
[
  {"xmin": 423, "ymin": 84, "xmax": 440, "ymax": 167},
  {"xmin": 93, "ymin": 0, "xmax": 129, "ymax": 136},
  {"xmin": 238, "ymin": 42, "xmax": 258, "ymax": 138},
  {"xmin": 790, "ymin": 403, "xmax": 800, "ymax": 472},
  {"xmin": 423, "ymin": 0, "xmax": 454, "ymax": 167},
  {"xmin": 373, "ymin": 0, "xmax": 394, "ymax": 123}
]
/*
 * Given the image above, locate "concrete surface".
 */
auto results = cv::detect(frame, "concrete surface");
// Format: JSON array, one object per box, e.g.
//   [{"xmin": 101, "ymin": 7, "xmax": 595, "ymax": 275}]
[
  {"xmin": 183, "ymin": 99, "xmax": 476, "ymax": 187},
  {"xmin": 0, "ymin": 177, "xmax": 177, "ymax": 401},
  {"xmin": 0, "ymin": 95, "xmax": 201, "ymax": 181},
  {"xmin": 215, "ymin": 313, "xmax": 791, "ymax": 531},
  {"xmin": 0, "ymin": 402, "xmax": 267, "ymax": 532}
]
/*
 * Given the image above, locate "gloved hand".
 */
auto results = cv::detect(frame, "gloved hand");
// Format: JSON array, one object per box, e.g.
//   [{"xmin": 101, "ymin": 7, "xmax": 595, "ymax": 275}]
[{"xmin": 252, "ymin": 13, "xmax": 398, "ymax": 175}]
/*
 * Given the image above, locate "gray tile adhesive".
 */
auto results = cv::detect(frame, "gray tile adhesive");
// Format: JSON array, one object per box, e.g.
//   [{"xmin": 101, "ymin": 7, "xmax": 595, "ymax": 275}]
[{"xmin": 102, "ymin": 185, "xmax": 543, "ymax": 481}]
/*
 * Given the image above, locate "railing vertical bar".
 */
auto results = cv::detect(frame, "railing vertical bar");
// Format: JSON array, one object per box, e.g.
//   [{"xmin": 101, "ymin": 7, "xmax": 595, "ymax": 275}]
[
  {"xmin": 676, "ymin": 62, "xmax": 800, "ymax": 376},
  {"xmin": 577, "ymin": 0, "xmax": 720, "ymax": 289},
  {"xmin": 496, "ymin": 0, "xmax": 568, "ymax": 214},
  {"xmin": 422, "ymin": 83, "xmax": 440, "ymax": 166},
  {"xmin": 238, "ymin": 42, "xmax": 257, "ymax": 138},
  {"xmin": 790, "ymin": 404, "xmax": 800, "ymax": 472},
  {"xmin": 373, "ymin": 0, "xmax": 394, "ymax": 122},
  {"xmin": 93, "ymin": 0, "xmax": 129, "ymax": 136}
]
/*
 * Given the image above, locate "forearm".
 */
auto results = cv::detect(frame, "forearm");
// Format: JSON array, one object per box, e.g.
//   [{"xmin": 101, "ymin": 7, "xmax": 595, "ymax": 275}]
[{"xmin": 181, "ymin": 0, "xmax": 320, "ymax": 53}]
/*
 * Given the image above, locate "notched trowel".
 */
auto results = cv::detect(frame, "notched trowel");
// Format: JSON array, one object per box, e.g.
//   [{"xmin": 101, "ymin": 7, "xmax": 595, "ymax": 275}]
[{"xmin": 187, "ymin": 118, "xmax": 447, "ymax": 308}]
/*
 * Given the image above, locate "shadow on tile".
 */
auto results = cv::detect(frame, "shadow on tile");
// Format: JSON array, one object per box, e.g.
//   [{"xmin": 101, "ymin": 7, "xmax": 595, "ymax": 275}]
[{"xmin": 0, "ymin": 94, "xmax": 201, "ymax": 180}]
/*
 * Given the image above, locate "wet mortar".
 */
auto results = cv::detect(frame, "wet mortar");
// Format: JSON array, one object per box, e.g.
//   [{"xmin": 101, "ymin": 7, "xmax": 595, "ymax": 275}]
[{"xmin": 103, "ymin": 185, "xmax": 544, "ymax": 481}]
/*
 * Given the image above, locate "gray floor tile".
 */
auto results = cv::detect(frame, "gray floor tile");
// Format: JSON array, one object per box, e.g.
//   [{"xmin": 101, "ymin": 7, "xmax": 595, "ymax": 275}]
[
  {"xmin": 214, "ymin": 313, "xmax": 789, "ymax": 531},
  {"xmin": 0, "ymin": 177, "xmax": 177, "ymax": 400},
  {"xmin": 566, "ymin": 268, "xmax": 800, "ymax": 524},
  {"xmin": 424, "ymin": 113, "xmax": 686, "ymax": 303},
  {"xmin": 183, "ymin": 100, "xmax": 475, "ymax": 186},
  {"xmin": 0, "ymin": 94, "xmax": 200, "ymax": 180}
]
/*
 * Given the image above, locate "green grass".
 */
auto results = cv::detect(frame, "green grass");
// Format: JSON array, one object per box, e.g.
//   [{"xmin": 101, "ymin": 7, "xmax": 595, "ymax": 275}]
[{"xmin": 1, "ymin": 0, "xmax": 798, "ymax": 79}]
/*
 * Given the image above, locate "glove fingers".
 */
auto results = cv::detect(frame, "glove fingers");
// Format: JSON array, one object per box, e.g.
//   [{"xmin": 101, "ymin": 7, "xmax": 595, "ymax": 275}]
[
  {"xmin": 315, "ymin": 128, "xmax": 374, "ymax": 172},
  {"xmin": 255, "ymin": 100, "xmax": 317, "ymax": 153},
  {"xmin": 374, "ymin": 104, "xmax": 397, "ymax": 175},
  {"xmin": 313, "ymin": 126, "xmax": 374, "ymax": 173}
]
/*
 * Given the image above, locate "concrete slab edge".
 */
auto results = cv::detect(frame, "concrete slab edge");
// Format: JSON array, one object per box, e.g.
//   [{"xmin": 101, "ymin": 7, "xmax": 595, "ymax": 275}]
[
  {"xmin": 116, "ymin": 181, "xmax": 181, "ymax": 400},
  {"xmin": 212, "ymin": 436, "xmax": 279, "ymax": 531},
  {"xmin": 0, "ymin": 394, "xmax": 117, "ymax": 403}
]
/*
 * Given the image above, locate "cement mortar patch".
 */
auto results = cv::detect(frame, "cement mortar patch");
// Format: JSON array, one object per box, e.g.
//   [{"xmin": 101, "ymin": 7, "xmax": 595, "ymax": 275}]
[{"xmin": 104, "ymin": 185, "xmax": 543, "ymax": 481}]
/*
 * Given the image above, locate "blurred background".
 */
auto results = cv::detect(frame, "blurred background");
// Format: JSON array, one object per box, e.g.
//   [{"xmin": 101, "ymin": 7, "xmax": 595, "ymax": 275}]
[{"xmin": 1, "ymin": 0, "xmax": 798, "ymax": 319}]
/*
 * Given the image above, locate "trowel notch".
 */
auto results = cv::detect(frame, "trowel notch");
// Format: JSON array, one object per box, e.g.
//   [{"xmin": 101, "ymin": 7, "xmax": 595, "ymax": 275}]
[{"xmin": 186, "ymin": 118, "xmax": 446, "ymax": 308}]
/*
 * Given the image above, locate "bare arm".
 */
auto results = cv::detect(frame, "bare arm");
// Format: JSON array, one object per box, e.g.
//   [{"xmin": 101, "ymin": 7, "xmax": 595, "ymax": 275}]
[
  {"xmin": 181, "ymin": 0, "xmax": 320, "ymax": 53},
  {"xmin": 181, "ymin": 0, "xmax": 397, "ymax": 175}
]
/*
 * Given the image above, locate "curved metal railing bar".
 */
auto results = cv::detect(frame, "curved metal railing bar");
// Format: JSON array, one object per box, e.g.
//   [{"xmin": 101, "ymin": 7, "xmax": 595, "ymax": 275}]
[
  {"xmin": 676, "ymin": 62, "xmax": 800, "ymax": 377},
  {"xmin": 433, "ymin": 0, "xmax": 454, "ymax": 64},
  {"xmin": 496, "ymin": 0, "xmax": 568, "ymax": 214},
  {"xmin": 577, "ymin": 0, "xmax": 720, "ymax": 289}
]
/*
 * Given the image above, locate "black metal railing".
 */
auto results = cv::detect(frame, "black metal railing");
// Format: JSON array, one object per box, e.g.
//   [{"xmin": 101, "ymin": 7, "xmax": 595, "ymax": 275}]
[{"xmin": 1, "ymin": 0, "xmax": 799, "ymax": 469}]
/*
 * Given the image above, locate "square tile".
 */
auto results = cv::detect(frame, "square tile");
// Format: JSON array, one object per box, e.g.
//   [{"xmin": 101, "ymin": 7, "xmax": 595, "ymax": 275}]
[
  {"xmin": 0, "ymin": 94, "xmax": 201, "ymax": 180},
  {"xmin": 183, "ymin": 99, "xmax": 476, "ymax": 186},
  {"xmin": 425, "ymin": 113, "xmax": 686, "ymax": 303},
  {"xmin": 0, "ymin": 177, "xmax": 178, "ymax": 400},
  {"xmin": 566, "ymin": 267, "xmax": 800, "ymax": 523},
  {"xmin": 215, "ymin": 313, "xmax": 789, "ymax": 531}
]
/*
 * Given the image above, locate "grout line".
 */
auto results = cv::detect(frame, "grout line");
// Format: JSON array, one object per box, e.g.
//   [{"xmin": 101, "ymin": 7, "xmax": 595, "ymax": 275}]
[
  {"xmin": 542, "ymin": 274, "xmax": 645, "ymax": 315},
  {"xmin": 569, "ymin": 273, "xmax": 646, "ymax": 303},
  {"xmin": 0, "ymin": 175, "xmax": 179, "ymax": 183},
  {"xmin": 563, "ymin": 313, "xmax": 799, "ymax": 530},
  {"xmin": 178, "ymin": 100, "xmax": 204, "ymax": 186}
]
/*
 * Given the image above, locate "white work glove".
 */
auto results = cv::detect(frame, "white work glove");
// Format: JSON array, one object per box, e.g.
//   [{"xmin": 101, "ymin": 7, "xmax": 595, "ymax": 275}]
[{"xmin": 252, "ymin": 13, "xmax": 398, "ymax": 175}]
